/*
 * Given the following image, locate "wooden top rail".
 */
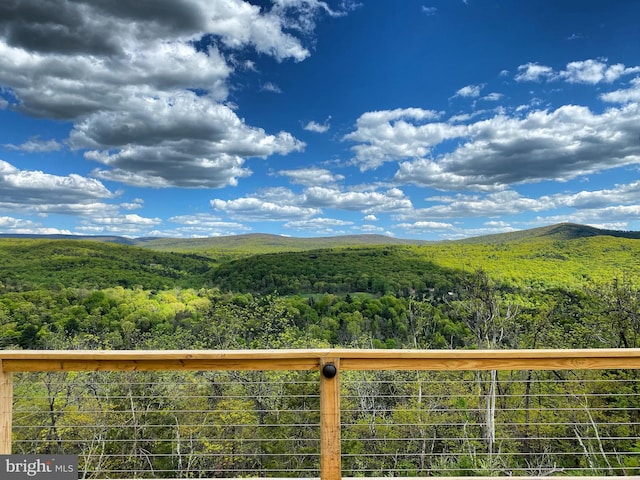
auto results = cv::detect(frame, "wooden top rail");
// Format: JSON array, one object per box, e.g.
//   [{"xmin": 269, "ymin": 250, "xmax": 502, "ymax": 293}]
[{"xmin": 2, "ymin": 348, "xmax": 640, "ymax": 372}]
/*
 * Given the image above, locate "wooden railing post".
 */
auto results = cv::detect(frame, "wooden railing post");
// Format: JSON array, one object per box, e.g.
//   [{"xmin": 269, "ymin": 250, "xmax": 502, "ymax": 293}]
[
  {"xmin": 0, "ymin": 361, "xmax": 12, "ymax": 454},
  {"xmin": 320, "ymin": 357, "xmax": 341, "ymax": 480}
]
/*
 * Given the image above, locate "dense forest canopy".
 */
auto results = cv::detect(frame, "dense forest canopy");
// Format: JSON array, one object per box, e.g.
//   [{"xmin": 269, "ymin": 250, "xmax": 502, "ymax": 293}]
[{"xmin": 1, "ymin": 222, "xmax": 639, "ymax": 351}]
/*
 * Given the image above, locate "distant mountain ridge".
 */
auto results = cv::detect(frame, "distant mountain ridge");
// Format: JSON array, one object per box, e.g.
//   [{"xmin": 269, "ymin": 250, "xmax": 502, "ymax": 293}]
[
  {"xmin": 1, "ymin": 223, "xmax": 639, "ymax": 250},
  {"xmin": 135, "ymin": 232, "xmax": 430, "ymax": 252},
  {"xmin": 0, "ymin": 233, "xmax": 140, "ymax": 245},
  {"xmin": 454, "ymin": 222, "xmax": 640, "ymax": 244}
]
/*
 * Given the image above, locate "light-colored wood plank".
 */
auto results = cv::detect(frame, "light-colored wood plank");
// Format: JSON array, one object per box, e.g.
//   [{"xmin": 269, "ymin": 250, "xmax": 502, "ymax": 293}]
[
  {"xmin": 340, "ymin": 356, "xmax": 640, "ymax": 371},
  {"xmin": 2, "ymin": 348, "xmax": 640, "ymax": 373},
  {"xmin": 1, "ymin": 358, "xmax": 320, "ymax": 372},
  {"xmin": 0, "ymin": 362, "xmax": 12, "ymax": 454},
  {"xmin": 320, "ymin": 357, "xmax": 341, "ymax": 480},
  {"xmin": 0, "ymin": 348, "xmax": 332, "ymax": 360},
  {"xmin": 2, "ymin": 347, "xmax": 640, "ymax": 361}
]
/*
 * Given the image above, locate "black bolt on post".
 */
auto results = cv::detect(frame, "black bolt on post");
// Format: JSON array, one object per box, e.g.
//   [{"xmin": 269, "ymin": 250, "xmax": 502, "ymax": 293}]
[{"xmin": 322, "ymin": 363, "xmax": 337, "ymax": 378}]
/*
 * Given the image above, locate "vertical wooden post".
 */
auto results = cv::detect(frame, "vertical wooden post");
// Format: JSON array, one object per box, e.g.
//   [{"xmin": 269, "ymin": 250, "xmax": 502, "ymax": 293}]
[
  {"xmin": 0, "ymin": 361, "xmax": 12, "ymax": 454},
  {"xmin": 320, "ymin": 357, "xmax": 341, "ymax": 480}
]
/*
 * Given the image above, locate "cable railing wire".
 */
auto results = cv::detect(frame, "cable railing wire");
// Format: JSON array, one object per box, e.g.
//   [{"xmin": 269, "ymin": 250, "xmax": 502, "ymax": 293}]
[{"xmin": 10, "ymin": 366, "xmax": 640, "ymax": 478}]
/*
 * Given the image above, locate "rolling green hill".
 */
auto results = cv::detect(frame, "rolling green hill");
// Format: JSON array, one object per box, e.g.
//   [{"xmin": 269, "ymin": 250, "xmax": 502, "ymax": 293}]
[
  {"xmin": 455, "ymin": 222, "xmax": 640, "ymax": 244},
  {"xmin": 418, "ymin": 234, "xmax": 640, "ymax": 287},
  {"xmin": 0, "ymin": 239, "xmax": 213, "ymax": 291},
  {"xmin": 209, "ymin": 245, "xmax": 459, "ymax": 295},
  {"xmin": 208, "ymin": 224, "xmax": 640, "ymax": 295},
  {"xmin": 1, "ymin": 223, "xmax": 639, "ymax": 294},
  {"xmin": 134, "ymin": 233, "xmax": 429, "ymax": 263}
]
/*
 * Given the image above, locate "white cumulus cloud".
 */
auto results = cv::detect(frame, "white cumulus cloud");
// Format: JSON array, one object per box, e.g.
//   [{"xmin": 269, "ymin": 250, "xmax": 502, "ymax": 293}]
[
  {"xmin": 454, "ymin": 84, "xmax": 483, "ymax": 98},
  {"xmin": 304, "ymin": 118, "xmax": 331, "ymax": 133}
]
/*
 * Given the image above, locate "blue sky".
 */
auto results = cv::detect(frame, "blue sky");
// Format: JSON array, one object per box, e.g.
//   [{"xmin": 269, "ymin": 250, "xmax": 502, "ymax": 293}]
[{"xmin": 1, "ymin": 0, "xmax": 640, "ymax": 240}]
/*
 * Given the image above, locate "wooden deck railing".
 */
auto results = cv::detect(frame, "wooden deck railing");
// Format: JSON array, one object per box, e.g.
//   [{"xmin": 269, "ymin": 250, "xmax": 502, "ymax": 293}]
[{"xmin": 2, "ymin": 348, "xmax": 640, "ymax": 479}]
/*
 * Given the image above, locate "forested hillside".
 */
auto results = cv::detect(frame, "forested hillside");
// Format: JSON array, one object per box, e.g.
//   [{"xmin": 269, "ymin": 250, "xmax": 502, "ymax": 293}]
[
  {"xmin": 0, "ymin": 239, "xmax": 213, "ymax": 291},
  {"xmin": 1, "ymin": 223, "xmax": 639, "ymax": 350},
  {"xmin": 211, "ymin": 233, "xmax": 640, "ymax": 295},
  {"xmin": 210, "ymin": 246, "xmax": 458, "ymax": 295}
]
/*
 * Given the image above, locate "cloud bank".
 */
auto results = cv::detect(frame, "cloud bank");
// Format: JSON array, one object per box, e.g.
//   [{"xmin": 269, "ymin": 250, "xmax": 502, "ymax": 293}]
[{"xmin": 0, "ymin": 0, "xmax": 340, "ymax": 188}]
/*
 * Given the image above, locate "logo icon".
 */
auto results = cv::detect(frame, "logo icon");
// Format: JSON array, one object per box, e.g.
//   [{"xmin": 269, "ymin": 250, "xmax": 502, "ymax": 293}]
[{"xmin": 1, "ymin": 456, "xmax": 77, "ymax": 480}]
